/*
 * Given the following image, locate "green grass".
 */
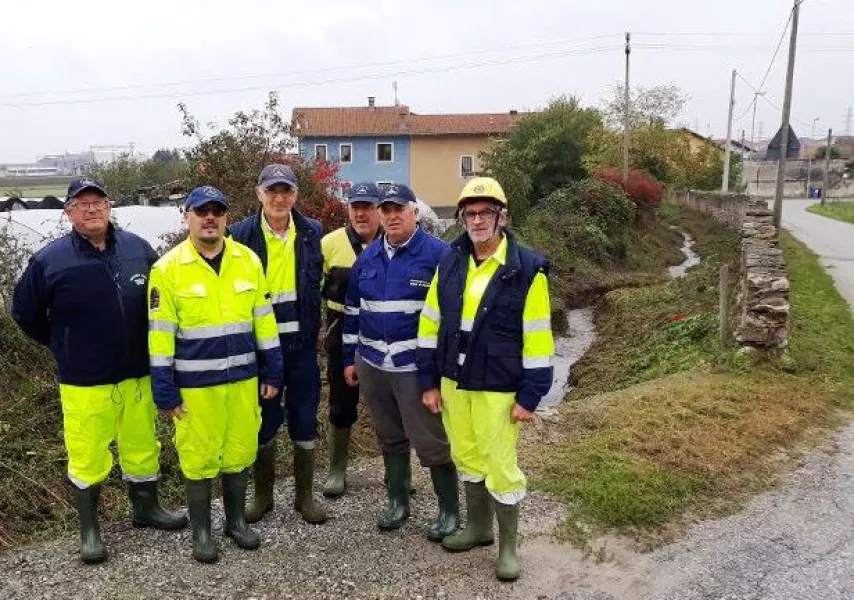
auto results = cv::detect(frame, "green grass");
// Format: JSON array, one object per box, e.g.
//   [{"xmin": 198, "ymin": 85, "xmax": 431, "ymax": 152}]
[
  {"xmin": 526, "ymin": 213, "xmax": 854, "ymax": 545},
  {"xmin": 807, "ymin": 201, "xmax": 854, "ymax": 225},
  {"xmin": 1, "ymin": 185, "xmax": 68, "ymax": 198}
]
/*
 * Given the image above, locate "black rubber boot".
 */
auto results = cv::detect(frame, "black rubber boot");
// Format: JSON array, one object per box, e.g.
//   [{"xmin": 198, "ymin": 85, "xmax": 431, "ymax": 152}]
[
  {"xmin": 426, "ymin": 463, "xmax": 460, "ymax": 541},
  {"xmin": 322, "ymin": 426, "xmax": 351, "ymax": 498},
  {"xmin": 222, "ymin": 470, "xmax": 261, "ymax": 550},
  {"xmin": 128, "ymin": 481, "xmax": 188, "ymax": 530},
  {"xmin": 245, "ymin": 441, "xmax": 275, "ymax": 523},
  {"xmin": 442, "ymin": 481, "xmax": 495, "ymax": 551},
  {"xmin": 185, "ymin": 478, "xmax": 218, "ymax": 563},
  {"xmin": 70, "ymin": 483, "xmax": 107, "ymax": 564},
  {"xmin": 293, "ymin": 446, "xmax": 328, "ymax": 524},
  {"xmin": 377, "ymin": 453, "xmax": 411, "ymax": 531}
]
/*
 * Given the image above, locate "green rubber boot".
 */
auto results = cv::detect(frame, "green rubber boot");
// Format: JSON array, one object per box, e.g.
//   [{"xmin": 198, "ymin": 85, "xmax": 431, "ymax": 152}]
[
  {"xmin": 322, "ymin": 426, "xmax": 351, "ymax": 498},
  {"xmin": 222, "ymin": 470, "xmax": 261, "ymax": 550},
  {"xmin": 441, "ymin": 481, "xmax": 494, "ymax": 552},
  {"xmin": 494, "ymin": 501, "xmax": 521, "ymax": 581},
  {"xmin": 377, "ymin": 453, "xmax": 411, "ymax": 531},
  {"xmin": 293, "ymin": 446, "xmax": 328, "ymax": 524},
  {"xmin": 128, "ymin": 481, "xmax": 188, "ymax": 530},
  {"xmin": 245, "ymin": 441, "xmax": 275, "ymax": 524},
  {"xmin": 426, "ymin": 463, "xmax": 460, "ymax": 541},
  {"xmin": 185, "ymin": 478, "xmax": 218, "ymax": 564},
  {"xmin": 70, "ymin": 483, "xmax": 107, "ymax": 564}
]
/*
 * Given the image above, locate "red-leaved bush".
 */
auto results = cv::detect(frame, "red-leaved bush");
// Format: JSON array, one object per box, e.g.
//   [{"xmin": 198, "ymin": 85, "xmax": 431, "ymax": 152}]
[{"xmin": 594, "ymin": 167, "xmax": 664, "ymax": 211}]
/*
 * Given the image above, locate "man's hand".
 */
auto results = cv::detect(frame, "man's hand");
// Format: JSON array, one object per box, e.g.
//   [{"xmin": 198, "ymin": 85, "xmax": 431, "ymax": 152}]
[
  {"xmin": 260, "ymin": 383, "xmax": 279, "ymax": 400},
  {"xmin": 162, "ymin": 404, "xmax": 187, "ymax": 419},
  {"xmin": 510, "ymin": 403, "xmax": 534, "ymax": 422},
  {"xmin": 344, "ymin": 365, "xmax": 359, "ymax": 387},
  {"xmin": 422, "ymin": 388, "xmax": 443, "ymax": 414}
]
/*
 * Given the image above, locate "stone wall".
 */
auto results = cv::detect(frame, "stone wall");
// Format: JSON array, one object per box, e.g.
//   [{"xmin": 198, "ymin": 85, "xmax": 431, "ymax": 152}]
[{"xmin": 664, "ymin": 190, "xmax": 789, "ymax": 349}]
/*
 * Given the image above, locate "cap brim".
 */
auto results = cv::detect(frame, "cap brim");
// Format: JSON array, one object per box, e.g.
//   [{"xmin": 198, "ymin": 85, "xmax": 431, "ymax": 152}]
[
  {"xmin": 260, "ymin": 178, "xmax": 298, "ymax": 190},
  {"xmin": 347, "ymin": 197, "xmax": 380, "ymax": 205},
  {"xmin": 68, "ymin": 185, "xmax": 108, "ymax": 200},
  {"xmin": 379, "ymin": 198, "xmax": 411, "ymax": 206},
  {"xmin": 186, "ymin": 198, "xmax": 229, "ymax": 210}
]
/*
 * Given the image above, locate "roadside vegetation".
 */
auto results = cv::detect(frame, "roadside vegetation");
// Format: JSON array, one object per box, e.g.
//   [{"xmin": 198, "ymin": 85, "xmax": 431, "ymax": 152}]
[
  {"xmin": 525, "ymin": 206, "xmax": 854, "ymax": 550},
  {"xmin": 807, "ymin": 200, "xmax": 854, "ymax": 225}
]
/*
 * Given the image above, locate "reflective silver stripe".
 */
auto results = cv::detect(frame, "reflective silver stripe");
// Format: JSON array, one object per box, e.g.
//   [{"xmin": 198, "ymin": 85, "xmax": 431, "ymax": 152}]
[
  {"xmin": 122, "ymin": 473, "xmax": 159, "ymax": 483},
  {"xmin": 177, "ymin": 322, "xmax": 252, "ymax": 340},
  {"xmin": 361, "ymin": 299, "xmax": 424, "ymax": 314},
  {"xmin": 359, "ymin": 336, "xmax": 417, "ymax": 355},
  {"xmin": 174, "ymin": 352, "xmax": 256, "ymax": 372},
  {"xmin": 278, "ymin": 321, "xmax": 300, "ymax": 334},
  {"xmin": 344, "ymin": 306, "xmax": 360, "ymax": 316},
  {"xmin": 522, "ymin": 356, "xmax": 552, "ymax": 369},
  {"xmin": 457, "ymin": 353, "xmax": 466, "ymax": 366},
  {"xmin": 489, "ymin": 488, "xmax": 526, "ymax": 505},
  {"xmin": 342, "ymin": 334, "xmax": 360, "ymax": 345},
  {"xmin": 149, "ymin": 319, "xmax": 177, "ymax": 333},
  {"xmin": 417, "ymin": 336, "xmax": 437, "ymax": 349},
  {"xmin": 256, "ymin": 337, "xmax": 280, "ymax": 350},
  {"xmin": 460, "ymin": 318, "xmax": 474, "ymax": 332},
  {"xmin": 421, "ymin": 304, "xmax": 441, "ymax": 323},
  {"xmin": 150, "ymin": 355, "xmax": 174, "ymax": 367},
  {"xmin": 271, "ymin": 291, "xmax": 297, "ymax": 304},
  {"xmin": 253, "ymin": 304, "xmax": 274, "ymax": 318},
  {"xmin": 523, "ymin": 318, "xmax": 551, "ymax": 334}
]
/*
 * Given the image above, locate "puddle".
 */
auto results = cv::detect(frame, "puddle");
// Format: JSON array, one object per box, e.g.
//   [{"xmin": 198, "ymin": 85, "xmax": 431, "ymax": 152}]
[
  {"xmin": 668, "ymin": 228, "xmax": 701, "ymax": 278},
  {"xmin": 539, "ymin": 307, "xmax": 596, "ymax": 408}
]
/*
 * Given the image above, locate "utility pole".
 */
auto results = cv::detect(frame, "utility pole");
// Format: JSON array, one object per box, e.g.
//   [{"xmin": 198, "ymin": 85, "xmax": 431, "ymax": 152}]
[
  {"xmin": 822, "ymin": 128, "xmax": 832, "ymax": 206},
  {"xmin": 773, "ymin": 0, "xmax": 801, "ymax": 229},
  {"xmin": 623, "ymin": 32, "xmax": 631, "ymax": 186},
  {"xmin": 722, "ymin": 68, "xmax": 737, "ymax": 193},
  {"xmin": 806, "ymin": 116, "xmax": 819, "ymax": 195},
  {"xmin": 750, "ymin": 92, "xmax": 765, "ymax": 160},
  {"xmin": 846, "ymin": 107, "xmax": 852, "ymax": 137}
]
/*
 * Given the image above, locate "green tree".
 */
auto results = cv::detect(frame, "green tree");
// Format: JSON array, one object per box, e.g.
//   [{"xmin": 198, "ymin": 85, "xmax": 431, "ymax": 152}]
[
  {"xmin": 480, "ymin": 96, "xmax": 603, "ymax": 223},
  {"xmin": 814, "ymin": 145, "xmax": 844, "ymax": 160},
  {"xmin": 87, "ymin": 155, "xmax": 189, "ymax": 203},
  {"xmin": 603, "ymin": 83, "xmax": 688, "ymax": 129}
]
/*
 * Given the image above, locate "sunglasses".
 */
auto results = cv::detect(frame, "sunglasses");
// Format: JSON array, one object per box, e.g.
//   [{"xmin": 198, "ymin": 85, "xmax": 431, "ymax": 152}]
[{"xmin": 191, "ymin": 204, "xmax": 227, "ymax": 218}]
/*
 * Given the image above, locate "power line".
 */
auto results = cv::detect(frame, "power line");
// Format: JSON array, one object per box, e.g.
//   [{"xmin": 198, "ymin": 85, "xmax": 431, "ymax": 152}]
[
  {"xmin": 0, "ymin": 44, "xmax": 621, "ymax": 108},
  {"xmin": 0, "ymin": 34, "xmax": 620, "ymax": 102}
]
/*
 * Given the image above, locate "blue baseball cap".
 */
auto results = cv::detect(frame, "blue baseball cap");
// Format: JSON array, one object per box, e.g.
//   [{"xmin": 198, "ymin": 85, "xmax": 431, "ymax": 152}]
[
  {"xmin": 66, "ymin": 177, "xmax": 108, "ymax": 202},
  {"xmin": 184, "ymin": 185, "xmax": 229, "ymax": 211},
  {"xmin": 258, "ymin": 164, "xmax": 298, "ymax": 190},
  {"xmin": 347, "ymin": 182, "xmax": 381, "ymax": 205},
  {"xmin": 378, "ymin": 183, "xmax": 417, "ymax": 207}
]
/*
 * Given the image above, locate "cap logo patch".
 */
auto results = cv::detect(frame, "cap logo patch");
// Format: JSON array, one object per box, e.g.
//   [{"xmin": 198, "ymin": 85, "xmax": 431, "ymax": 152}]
[
  {"xmin": 473, "ymin": 184, "xmax": 485, "ymax": 193},
  {"xmin": 270, "ymin": 166, "xmax": 286, "ymax": 176},
  {"xmin": 386, "ymin": 185, "xmax": 399, "ymax": 196},
  {"xmin": 202, "ymin": 186, "xmax": 219, "ymax": 197},
  {"xmin": 130, "ymin": 274, "xmax": 147, "ymax": 286},
  {"xmin": 356, "ymin": 186, "xmax": 368, "ymax": 195}
]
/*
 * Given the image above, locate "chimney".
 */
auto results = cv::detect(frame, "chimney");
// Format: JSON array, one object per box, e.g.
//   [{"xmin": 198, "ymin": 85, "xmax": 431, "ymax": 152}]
[{"xmin": 368, "ymin": 96, "xmax": 376, "ymax": 108}]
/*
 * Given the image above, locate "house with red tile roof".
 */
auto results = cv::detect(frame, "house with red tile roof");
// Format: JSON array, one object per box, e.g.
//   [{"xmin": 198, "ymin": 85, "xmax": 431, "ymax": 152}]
[{"xmin": 291, "ymin": 97, "xmax": 523, "ymax": 210}]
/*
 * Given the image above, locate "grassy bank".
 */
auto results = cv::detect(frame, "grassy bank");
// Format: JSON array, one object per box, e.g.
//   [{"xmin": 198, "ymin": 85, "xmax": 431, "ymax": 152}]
[
  {"xmin": 526, "ymin": 207, "xmax": 854, "ymax": 547},
  {"xmin": 807, "ymin": 201, "xmax": 854, "ymax": 225}
]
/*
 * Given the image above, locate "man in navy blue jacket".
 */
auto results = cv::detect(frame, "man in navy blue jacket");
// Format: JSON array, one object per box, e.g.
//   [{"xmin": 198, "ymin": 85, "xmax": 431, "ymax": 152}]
[
  {"xmin": 229, "ymin": 164, "xmax": 328, "ymax": 524},
  {"xmin": 342, "ymin": 184, "xmax": 459, "ymax": 540},
  {"xmin": 12, "ymin": 178, "xmax": 186, "ymax": 564}
]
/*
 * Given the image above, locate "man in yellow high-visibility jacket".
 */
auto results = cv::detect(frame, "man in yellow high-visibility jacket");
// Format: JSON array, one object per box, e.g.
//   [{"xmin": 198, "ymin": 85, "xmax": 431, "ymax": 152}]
[
  {"xmin": 416, "ymin": 177, "xmax": 554, "ymax": 581},
  {"xmin": 148, "ymin": 186, "xmax": 283, "ymax": 564},
  {"xmin": 319, "ymin": 182, "xmax": 382, "ymax": 497}
]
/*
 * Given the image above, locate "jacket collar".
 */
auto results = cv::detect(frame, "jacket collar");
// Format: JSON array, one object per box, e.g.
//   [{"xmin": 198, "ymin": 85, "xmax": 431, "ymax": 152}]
[
  {"xmin": 254, "ymin": 207, "xmax": 318, "ymax": 239},
  {"xmin": 368, "ymin": 225, "xmax": 425, "ymax": 259},
  {"xmin": 71, "ymin": 222, "xmax": 117, "ymax": 253},
  {"xmin": 179, "ymin": 236, "xmax": 241, "ymax": 265},
  {"xmin": 345, "ymin": 223, "xmax": 382, "ymax": 250}
]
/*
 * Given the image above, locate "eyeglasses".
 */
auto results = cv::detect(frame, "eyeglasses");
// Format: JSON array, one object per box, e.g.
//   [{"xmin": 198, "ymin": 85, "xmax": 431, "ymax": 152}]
[
  {"xmin": 69, "ymin": 198, "xmax": 109, "ymax": 212},
  {"xmin": 191, "ymin": 204, "xmax": 227, "ymax": 218},
  {"xmin": 461, "ymin": 208, "xmax": 499, "ymax": 223}
]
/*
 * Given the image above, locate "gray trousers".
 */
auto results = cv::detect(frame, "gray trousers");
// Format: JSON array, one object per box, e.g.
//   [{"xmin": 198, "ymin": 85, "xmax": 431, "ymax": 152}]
[{"xmin": 356, "ymin": 354, "xmax": 451, "ymax": 467}]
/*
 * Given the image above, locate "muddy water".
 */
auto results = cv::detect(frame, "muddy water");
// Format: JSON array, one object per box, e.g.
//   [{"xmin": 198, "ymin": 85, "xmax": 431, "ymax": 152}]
[
  {"xmin": 539, "ymin": 307, "xmax": 597, "ymax": 407},
  {"xmin": 668, "ymin": 229, "xmax": 701, "ymax": 278}
]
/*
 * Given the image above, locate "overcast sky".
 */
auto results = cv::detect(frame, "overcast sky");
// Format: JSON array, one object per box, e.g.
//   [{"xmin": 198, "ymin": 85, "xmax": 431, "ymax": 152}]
[{"xmin": 1, "ymin": 0, "xmax": 852, "ymax": 162}]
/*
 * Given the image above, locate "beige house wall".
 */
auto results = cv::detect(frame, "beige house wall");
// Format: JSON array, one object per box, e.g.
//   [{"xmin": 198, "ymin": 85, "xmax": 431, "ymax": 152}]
[{"xmin": 410, "ymin": 135, "xmax": 495, "ymax": 208}]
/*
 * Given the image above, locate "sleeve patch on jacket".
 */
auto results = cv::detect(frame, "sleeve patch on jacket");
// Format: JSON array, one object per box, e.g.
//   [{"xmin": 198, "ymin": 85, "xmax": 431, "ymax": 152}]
[{"xmin": 149, "ymin": 287, "xmax": 160, "ymax": 310}]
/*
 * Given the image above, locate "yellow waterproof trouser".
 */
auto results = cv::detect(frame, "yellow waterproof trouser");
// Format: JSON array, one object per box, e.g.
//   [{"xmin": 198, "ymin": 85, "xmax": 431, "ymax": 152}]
[
  {"xmin": 440, "ymin": 377, "xmax": 527, "ymax": 505},
  {"xmin": 59, "ymin": 376, "xmax": 160, "ymax": 489},
  {"xmin": 174, "ymin": 377, "xmax": 261, "ymax": 481}
]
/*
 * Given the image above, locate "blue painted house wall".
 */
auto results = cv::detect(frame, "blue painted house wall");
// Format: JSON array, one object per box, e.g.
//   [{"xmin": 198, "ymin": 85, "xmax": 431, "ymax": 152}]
[{"xmin": 298, "ymin": 135, "xmax": 410, "ymax": 187}]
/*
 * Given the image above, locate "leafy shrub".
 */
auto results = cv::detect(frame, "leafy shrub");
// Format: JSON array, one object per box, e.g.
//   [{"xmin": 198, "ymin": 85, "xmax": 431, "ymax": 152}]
[{"xmin": 595, "ymin": 167, "xmax": 664, "ymax": 211}]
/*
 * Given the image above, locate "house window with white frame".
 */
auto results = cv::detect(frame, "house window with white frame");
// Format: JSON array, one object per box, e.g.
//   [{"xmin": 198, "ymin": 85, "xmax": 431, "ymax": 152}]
[
  {"xmin": 340, "ymin": 143, "xmax": 353, "ymax": 163},
  {"xmin": 376, "ymin": 142, "xmax": 393, "ymax": 163},
  {"xmin": 315, "ymin": 144, "xmax": 327, "ymax": 161},
  {"xmin": 460, "ymin": 155, "xmax": 474, "ymax": 178}
]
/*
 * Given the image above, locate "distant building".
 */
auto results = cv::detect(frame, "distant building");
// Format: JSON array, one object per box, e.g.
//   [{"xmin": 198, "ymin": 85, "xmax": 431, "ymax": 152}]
[
  {"xmin": 292, "ymin": 98, "xmax": 523, "ymax": 209},
  {"xmin": 765, "ymin": 127, "xmax": 801, "ymax": 161}
]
